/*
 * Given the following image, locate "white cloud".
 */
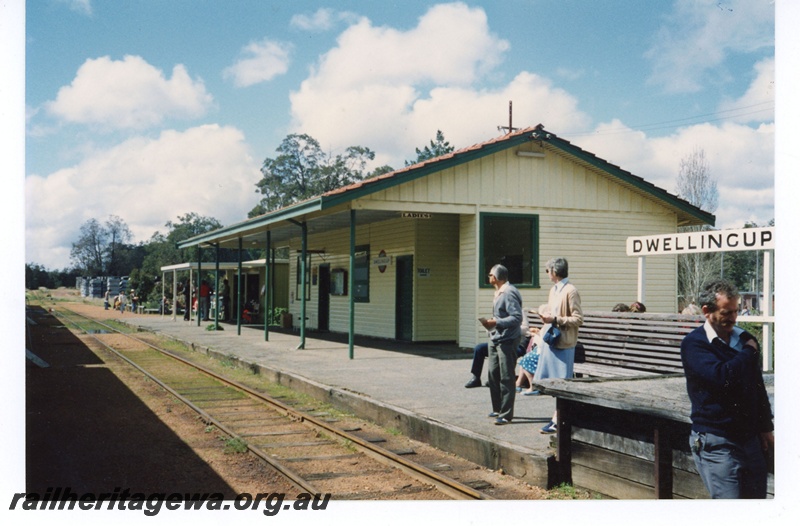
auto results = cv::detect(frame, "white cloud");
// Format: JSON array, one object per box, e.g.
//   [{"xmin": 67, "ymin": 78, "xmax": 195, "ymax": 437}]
[
  {"xmin": 223, "ymin": 39, "xmax": 292, "ymax": 87},
  {"xmin": 45, "ymin": 55, "xmax": 213, "ymax": 130},
  {"xmin": 718, "ymin": 57, "xmax": 775, "ymax": 123},
  {"xmin": 645, "ymin": 0, "xmax": 774, "ymax": 93},
  {"xmin": 395, "ymin": 72, "xmax": 589, "ymax": 163},
  {"xmin": 287, "ymin": 2, "xmax": 773, "ymax": 233},
  {"xmin": 295, "ymin": 2, "xmax": 508, "ymax": 97},
  {"xmin": 290, "ymin": 8, "xmax": 360, "ymax": 31},
  {"xmin": 25, "ymin": 125, "xmax": 261, "ymax": 269},
  {"xmin": 289, "ymin": 2, "xmax": 517, "ymax": 163},
  {"xmin": 578, "ymin": 120, "xmax": 774, "ymax": 230}
]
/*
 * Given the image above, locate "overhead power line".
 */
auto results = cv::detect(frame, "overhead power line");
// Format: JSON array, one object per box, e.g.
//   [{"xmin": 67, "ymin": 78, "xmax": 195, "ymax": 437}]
[{"xmin": 562, "ymin": 100, "xmax": 774, "ymax": 138}]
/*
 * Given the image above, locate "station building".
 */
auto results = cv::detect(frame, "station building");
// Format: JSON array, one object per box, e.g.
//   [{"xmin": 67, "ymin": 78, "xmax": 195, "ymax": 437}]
[{"xmin": 177, "ymin": 125, "xmax": 714, "ymax": 350}]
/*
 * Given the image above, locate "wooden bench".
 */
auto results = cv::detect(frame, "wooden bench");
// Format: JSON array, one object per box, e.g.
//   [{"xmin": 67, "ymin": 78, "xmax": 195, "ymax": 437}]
[{"xmin": 526, "ymin": 311, "xmax": 704, "ymax": 378}]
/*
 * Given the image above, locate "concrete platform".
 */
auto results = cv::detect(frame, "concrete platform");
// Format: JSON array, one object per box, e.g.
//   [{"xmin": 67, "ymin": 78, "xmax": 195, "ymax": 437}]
[{"xmin": 125, "ymin": 315, "xmax": 558, "ymax": 487}]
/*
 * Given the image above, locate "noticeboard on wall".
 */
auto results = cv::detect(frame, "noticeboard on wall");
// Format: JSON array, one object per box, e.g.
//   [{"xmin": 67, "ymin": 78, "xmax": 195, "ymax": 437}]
[{"xmin": 331, "ymin": 268, "xmax": 348, "ymax": 296}]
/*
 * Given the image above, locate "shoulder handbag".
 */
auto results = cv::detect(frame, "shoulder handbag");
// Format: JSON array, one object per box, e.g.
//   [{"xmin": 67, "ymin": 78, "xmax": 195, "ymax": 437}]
[{"xmin": 543, "ymin": 324, "xmax": 561, "ymax": 346}]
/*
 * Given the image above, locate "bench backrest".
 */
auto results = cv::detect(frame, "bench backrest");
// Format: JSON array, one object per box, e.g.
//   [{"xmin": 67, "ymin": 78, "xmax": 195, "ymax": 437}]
[{"xmin": 526, "ymin": 311, "xmax": 704, "ymax": 376}]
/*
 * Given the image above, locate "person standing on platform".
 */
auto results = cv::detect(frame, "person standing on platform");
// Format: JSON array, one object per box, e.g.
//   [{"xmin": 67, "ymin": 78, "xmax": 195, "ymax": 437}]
[
  {"xmin": 680, "ymin": 279, "xmax": 774, "ymax": 499},
  {"xmin": 199, "ymin": 280, "xmax": 211, "ymax": 321},
  {"xmin": 535, "ymin": 257, "xmax": 583, "ymax": 434},
  {"xmin": 117, "ymin": 290, "xmax": 127, "ymax": 314},
  {"xmin": 219, "ymin": 278, "xmax": 231, "ymax": 322},
  {"xmin": 131, "ymin": 289, "xmax": 139, "ymax": 313},
  {"xmin": 182, "ymin": 279, "xmax": 192, "ymax": 321},
  {"xmin": 479, "ymin": 264, "xmax": 523, "ymax": 425}
]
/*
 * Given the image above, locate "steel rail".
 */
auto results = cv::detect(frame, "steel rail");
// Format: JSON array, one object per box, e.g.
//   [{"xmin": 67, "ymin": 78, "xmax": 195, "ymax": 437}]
[
  {"xmin": 54, "ymin": 308, "xmax": 322, "ymax": 495},
  {"xmin": 56, "ymin": 307, "xmax": 489, "ymax": 500}
]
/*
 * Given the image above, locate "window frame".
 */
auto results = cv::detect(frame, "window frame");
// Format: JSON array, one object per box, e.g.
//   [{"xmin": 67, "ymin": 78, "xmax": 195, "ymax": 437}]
[
  {"xmin": 479, "ymin": 213, "xmax": 540, "ymax": 289},
  {"xmin": 295, "ymin": 253, "xmax": 311, "ymax": 301},
  {"xmin": 353, "ymin": 244, "xmax": 370, "ymax": 303}
]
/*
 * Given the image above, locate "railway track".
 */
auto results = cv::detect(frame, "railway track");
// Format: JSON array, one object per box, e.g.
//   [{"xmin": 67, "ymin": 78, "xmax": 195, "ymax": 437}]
[{"xmin": 52, "ymin": 306, "xmax": 492, "ymax": 500}]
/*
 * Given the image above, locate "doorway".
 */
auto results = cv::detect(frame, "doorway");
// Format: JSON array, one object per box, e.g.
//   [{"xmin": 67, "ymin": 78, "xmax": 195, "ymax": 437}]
[
  {"xmin": 318, "ymin": 264, "xmax": 330, "ymax": 332},
  {"xmin": 395, "ymin": 255, "xmax": 413, "ymax": 341}
]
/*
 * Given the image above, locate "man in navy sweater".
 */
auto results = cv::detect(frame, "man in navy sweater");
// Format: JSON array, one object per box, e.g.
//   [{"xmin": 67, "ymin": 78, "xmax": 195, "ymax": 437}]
[{"xmin": 680, "ymin": 279, "xmax": 774, "ymax": 498}]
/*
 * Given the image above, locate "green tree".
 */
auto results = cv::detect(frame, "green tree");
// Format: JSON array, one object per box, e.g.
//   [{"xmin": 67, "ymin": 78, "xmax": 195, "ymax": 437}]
[
  {"xmin": 70, "ymin": 218, "xmax": 107, "ymax": 275},
  {"xmin": 136, "ymin": 212, "xmax": 226, "ymax": 303},
  {"xmin": 405, "ymin": 130, "xmax": 454, "ymax": 166},
  {"xmin": 69, "ymin": 215, "xmax": 138, "ymax": 277},
  {"xmin": 317, "ymin": 145, "xmax": 375, "ymax": 193},
  {"xmin": 369, "ymin": 164, "xmax": 395, "ymax": 177},
  {"xmin": 25, "ymin": 263, "xmax": 80, "ymax": 289},
  {"xmin": 675, "ymin": 148, "xmax": 719, "ymax": 308},
  {"xmin": 105, "ymin": 215, "xmax": 133, "ymax": 276},
  {"xmin": 140, "ymin": 213, "xmax": 224, "ymax": 276},
  {"xmin": 25, "ymin": 263, "xmax": 52, "ymax": 289},
  {"xmin": 250, "ymin": 134, "xmax": 378, "ymax": 215}
]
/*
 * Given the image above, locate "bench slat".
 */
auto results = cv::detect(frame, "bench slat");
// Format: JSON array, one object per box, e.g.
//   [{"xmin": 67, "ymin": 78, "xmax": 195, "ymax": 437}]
[
  {"xmin": 582, "ymin": 352, "xmax": 682, "ymax": 367},
  {"xmin": 574, "ymin": 363, "xmax": 661, "ymax": 378},
  {"xmin": 581, "ymin": 343, "xmax": 682, "ymax": 359},
  {"xmin": 523, "ymin": 311, "xmax": 702, "ymax": 378}
]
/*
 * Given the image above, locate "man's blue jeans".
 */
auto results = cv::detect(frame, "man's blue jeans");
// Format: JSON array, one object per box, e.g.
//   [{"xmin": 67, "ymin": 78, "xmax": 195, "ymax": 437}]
[{"xmin": 690, "ymin": 430, "xmax": 768, "ymax": 499}]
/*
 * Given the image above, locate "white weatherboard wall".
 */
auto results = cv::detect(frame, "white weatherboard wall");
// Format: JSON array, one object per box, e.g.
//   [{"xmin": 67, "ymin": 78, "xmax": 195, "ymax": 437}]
[
  {"xmin": 450, "ymin": 149, "xmax": 681, "ymax": 349},
  {"xmin": 286, "ymin": 220, "xmax": 409, "ymax": 340},
  {"xmin": 413, "ymin": 215, "xmax": 459, "ymax": 341},
  {"xmin": 286, "ymin": 215, "xmax": 460, "ymax": 342}
]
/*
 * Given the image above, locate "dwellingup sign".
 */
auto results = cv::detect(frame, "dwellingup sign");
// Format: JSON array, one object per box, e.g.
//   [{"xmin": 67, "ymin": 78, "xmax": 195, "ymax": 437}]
[
  {"xmin": 626, "ymin": 226, "xmax": 775, "ymax": 372},
  {"xmin": 626, "ymin": 227, "xmax": 774, "ymax": 256}
]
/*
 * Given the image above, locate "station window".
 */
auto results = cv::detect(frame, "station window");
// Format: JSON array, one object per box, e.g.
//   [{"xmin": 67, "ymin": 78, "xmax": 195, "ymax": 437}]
[
  {"xmin": 353, "ymin": 245, "xmax": 370, "ymax": 302},
  {"xmin": 480, "ymin": 213, "xmax": 539, "ymax": 288},
  {"xmin": 295, "ymin": 253, "xmax": 311, "ymax": 301}
]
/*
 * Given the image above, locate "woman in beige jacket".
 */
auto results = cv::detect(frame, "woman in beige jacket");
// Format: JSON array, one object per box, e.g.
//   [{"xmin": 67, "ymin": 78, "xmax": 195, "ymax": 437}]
[{"xmin": 533, "ymin": 257, "xmax": 583, "ymax": 434}]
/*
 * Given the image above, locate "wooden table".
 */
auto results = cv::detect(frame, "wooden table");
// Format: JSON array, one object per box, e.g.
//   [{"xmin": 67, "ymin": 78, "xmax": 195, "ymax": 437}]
[{"xmin": 534, "ymin": 374, "xmax": 774, "ymax": 499}]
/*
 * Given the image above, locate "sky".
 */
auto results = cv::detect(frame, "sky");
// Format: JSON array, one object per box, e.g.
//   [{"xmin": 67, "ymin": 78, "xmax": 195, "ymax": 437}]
[{"xmin": 18, "ymin": 0, "xmax": 779, "ymax": 271}]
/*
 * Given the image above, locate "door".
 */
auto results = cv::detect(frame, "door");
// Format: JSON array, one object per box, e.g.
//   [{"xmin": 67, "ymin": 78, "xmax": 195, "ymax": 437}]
[
  {"xmin": 318, "ymin": 264, "xmax": 330, "ymax": 332},
  {"xmin": 246, "ymin": 274, "xmax": 261, "ymax": 324},
  {"xmin": 395, "ymin": 256, "xmax": 413, "ymax": 341}
]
